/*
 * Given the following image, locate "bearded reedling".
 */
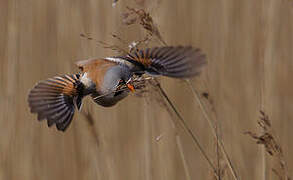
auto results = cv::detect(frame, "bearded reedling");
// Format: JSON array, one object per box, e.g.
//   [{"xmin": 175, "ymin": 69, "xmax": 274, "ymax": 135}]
[{"xmin": 28, "ymin": 46, "xmax": 206, "ymax": 131}]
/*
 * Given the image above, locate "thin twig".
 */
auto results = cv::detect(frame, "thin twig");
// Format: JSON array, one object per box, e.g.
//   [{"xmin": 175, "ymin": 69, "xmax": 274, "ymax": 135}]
[
  {"xmin": 186, "ymin": 80, "xmax": 240, "ymax": 180},
  {"xmin": 80, "ymin": 33, "xmax": 129, "ymax": 55}
]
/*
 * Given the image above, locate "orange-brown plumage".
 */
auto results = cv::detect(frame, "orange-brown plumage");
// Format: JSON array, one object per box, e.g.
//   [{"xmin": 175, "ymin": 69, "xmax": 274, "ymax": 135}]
[
  {"xmin": 76, "ymin": 58, "xmax": 117, "ymax": 92},
  {"xmin": 47, "ymin": 75, "xmax": 78, "ymax": 96}
]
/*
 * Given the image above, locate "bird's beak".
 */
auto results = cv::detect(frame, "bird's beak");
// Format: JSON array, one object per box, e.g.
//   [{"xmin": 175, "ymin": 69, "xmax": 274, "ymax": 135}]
[{"xmin": 127, "ymin": 83, "xmax": 135, "ymax": 92}]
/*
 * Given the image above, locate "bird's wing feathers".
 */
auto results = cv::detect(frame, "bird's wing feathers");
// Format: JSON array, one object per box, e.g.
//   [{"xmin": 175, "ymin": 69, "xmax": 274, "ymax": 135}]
[{"xmin": 105, "ymin": 46, "xmax": 207, "ymax": 78}]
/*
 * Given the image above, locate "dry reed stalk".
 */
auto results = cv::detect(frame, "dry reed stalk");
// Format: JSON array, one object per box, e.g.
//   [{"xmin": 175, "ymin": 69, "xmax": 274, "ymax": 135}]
[
  {"xmin": 120, "ymin": 10, "xmax": 200, "ymax": 179},
  {"xmin": 152, "ymin": 79, "xmax": 218, "ymax": 174},
  {"xmin": 186, "ymin": 80, "xmax": 239, "ymax": 180},
  {"xmin": 131, "ymin": 77, "xmax": 218, "ymax": 179},
  {"xmin": 122, "ymin": 7, "xmax": 237, "ymax": 179},
  {"xmin": 245, "ymin": 111, "xmax": 291, "ymax": 180},
  {"xmin": 122, "ymin": 75, "xmax": 219, "ymax": 178},
  {"xmin": 121, "ymin": 7, "xmax": 226, "ymax": 179},
  {"xmin": 191, "ymin": 84, "xmax": 227, "ymax": 180}
]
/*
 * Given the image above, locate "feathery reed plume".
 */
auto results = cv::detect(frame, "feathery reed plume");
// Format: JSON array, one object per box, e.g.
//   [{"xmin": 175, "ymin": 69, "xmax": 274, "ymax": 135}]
[
  {"xmin": 245, "ymin": 111, "xmax": 291, "ymax": 180},
  {"xmin": 122, "ymin": 7, "xmax": 167, "ymax": 45}
]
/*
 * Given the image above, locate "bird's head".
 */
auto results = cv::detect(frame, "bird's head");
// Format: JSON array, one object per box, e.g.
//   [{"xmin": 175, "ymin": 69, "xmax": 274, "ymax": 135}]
[{"xmin": 102, "ymin": 65, "xmax": 135, "ymax": 97}]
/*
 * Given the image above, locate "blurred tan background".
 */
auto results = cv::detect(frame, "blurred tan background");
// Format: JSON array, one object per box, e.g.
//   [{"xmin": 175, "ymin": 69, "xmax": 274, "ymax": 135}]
[{"xmin": 1, "ymin": 0, "xmax": 293, "ymax": 179}]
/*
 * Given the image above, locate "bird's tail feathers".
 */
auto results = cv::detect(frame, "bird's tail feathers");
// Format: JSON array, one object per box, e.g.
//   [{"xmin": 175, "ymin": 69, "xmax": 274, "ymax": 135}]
[{"xmin": 28, "ymin": 74, "xmax": 84, "ymax": 131}]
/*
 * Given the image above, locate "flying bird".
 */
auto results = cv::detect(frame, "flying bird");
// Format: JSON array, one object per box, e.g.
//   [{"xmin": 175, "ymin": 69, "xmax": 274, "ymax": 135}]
[{"xmin": 28, "ymin": 46, "xmax": 206, "ymax": 131}]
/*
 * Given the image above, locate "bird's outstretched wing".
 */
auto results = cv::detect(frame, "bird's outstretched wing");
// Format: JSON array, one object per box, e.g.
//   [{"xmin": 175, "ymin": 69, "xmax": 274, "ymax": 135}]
[{"xmin": 105, "ymin": 46, "xmax": 207, "ymax": 78}]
